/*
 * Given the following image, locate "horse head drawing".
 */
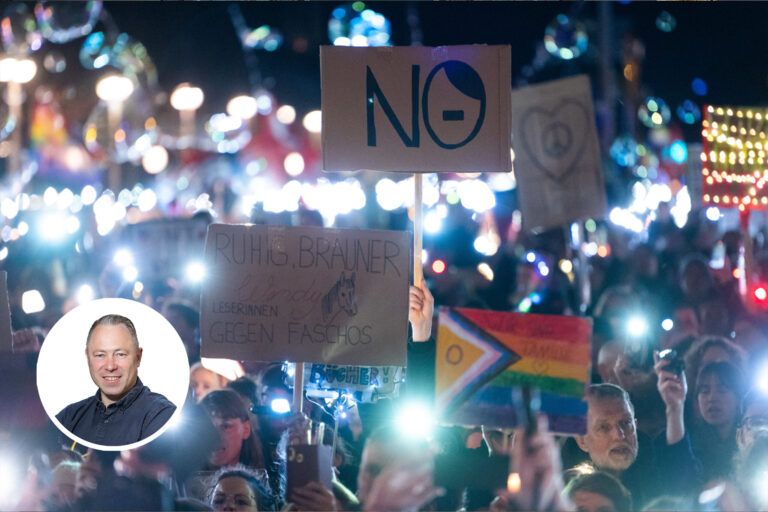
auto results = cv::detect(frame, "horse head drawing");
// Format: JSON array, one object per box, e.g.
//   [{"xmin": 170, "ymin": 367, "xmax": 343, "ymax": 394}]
[{"xmin": 321, "ymin": 271, "xmax": 357, "ymax": 322}]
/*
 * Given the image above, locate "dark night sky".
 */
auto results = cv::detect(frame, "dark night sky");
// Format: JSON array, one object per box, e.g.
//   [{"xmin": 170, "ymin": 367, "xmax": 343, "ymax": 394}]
[{"xmin": 42, "ymin": 2, "xmax": 768, "ymax": 141}]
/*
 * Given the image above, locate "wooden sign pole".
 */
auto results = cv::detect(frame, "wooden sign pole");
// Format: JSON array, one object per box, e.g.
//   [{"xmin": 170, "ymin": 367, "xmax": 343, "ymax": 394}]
[
  {"xmin": 414, "ymin": 174, "xmax": 423, "ymax": 286},
  {"xmin": 293, "ymin": 362, "xmax": 304, "ymax": 414}
]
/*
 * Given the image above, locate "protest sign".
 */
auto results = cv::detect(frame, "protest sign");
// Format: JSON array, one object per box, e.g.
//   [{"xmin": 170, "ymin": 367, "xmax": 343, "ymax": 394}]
[
  {"xmin": 510, "ymin": 74, "xmax": 606, "ymax": 232},
  {"xmin": 121, "ymin": 216, "xmax": 209, "ymax": 280},
  {"xmin": 0, "ymin": 271, "xmax": 11, "ymax": 352},
  {"xmin": 435, "ymin": 307, "xmax": 591, "ymax": 434},
  {"xmin": 200, "ymin": 224, "xmax": 410, "ymax": 366},
  {"xmin": 321, "ymin": 45, "xmax": 511, "ymax": 174},
  {"xmin": 306, "ymin": 363, "xmax": 402, "ymax": 394}
]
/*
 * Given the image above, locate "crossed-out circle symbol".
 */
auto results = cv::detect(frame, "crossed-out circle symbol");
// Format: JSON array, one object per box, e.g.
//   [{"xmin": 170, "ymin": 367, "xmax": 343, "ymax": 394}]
[{"xmin": 446, "ymin": 344, "xmax": 463, "ymax": 365}]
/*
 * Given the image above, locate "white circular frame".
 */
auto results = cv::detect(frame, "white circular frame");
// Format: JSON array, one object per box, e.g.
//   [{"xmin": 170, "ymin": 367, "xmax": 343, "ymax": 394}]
[{"xmin": 37, "ymin": 298, "xmax": 189, "ymax": 451}]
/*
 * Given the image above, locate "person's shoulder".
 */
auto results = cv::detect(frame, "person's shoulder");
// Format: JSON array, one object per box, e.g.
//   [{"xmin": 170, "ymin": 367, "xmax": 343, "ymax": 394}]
[
  {"xmin": 138, "ymin": 386, "xmax": 177, "ymax": 414},
  {"xmin": 56, "ymin": 395, "xmax": 97, "ymax": 425}
]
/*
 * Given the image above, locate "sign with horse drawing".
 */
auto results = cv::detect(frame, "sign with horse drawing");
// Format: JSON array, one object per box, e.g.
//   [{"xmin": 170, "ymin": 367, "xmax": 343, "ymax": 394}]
[{"xmin": 200, "ymin": 224, "xmax": 411, "ymax": 366}]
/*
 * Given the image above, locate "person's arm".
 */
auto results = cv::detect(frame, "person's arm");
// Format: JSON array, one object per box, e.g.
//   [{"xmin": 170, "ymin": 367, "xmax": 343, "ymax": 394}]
[
  {"xmin": 495, "ymin": 415, "xmax": 573, "ymax": 512},
  {"xmin": 409, "ymin": 281, "xmax": 434, "ymax": 342},
  {"xmin": 653, "ymin": 351, "xmax": 686, "ymax": 445},
  {"xmin": 406, "ymin": 281, "xmax": 436, "ymax": 402}
]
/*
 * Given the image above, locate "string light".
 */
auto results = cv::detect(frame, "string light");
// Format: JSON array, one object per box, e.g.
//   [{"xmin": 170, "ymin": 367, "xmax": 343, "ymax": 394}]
[{"xmin": 702, "ymin": 105, "xmax": 768, "ymax": 209}]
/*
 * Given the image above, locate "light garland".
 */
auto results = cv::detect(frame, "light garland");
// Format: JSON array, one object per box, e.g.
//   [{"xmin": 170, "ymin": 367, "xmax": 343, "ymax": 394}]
[{"xmin": 702, "ymin": 104, "xmax": 768, "ymax": 211}]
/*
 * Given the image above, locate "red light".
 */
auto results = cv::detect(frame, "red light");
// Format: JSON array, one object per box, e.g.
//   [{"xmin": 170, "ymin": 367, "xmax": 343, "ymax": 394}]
[
  {"xmin": 432, "ymin": 259, "xmax": 446, "ymax": 274},
  {"xmin": 756, "ymin": 287, "xmax": 767, "ymax": 301},
  {"xmin": 733, "ymin": 268, "xmax": 743, "ymax": 279}
]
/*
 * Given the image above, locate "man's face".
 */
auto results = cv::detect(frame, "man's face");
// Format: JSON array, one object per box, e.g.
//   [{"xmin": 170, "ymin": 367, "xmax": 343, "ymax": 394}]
[
  {"xmin": 738, "ymin": 400, "xmax": 768, "ymax": 453},
  {"xmin": 86, "ymin": 324, "xmax": 142, "ymax": 406},
  {"xmin": 576, "ymin": 398, "xmax": 638, "ymax": 473},
  {"xmin": 210, "ymin": 416, "xmax": 250, "ymax": 467}
]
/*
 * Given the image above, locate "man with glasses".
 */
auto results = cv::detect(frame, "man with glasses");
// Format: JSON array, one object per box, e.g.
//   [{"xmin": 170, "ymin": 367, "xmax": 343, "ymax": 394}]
[
  {"xmin": 737, "ymin": 388, "xmax": 768, "ymax": 454},
  {"xmin": 574, "ymin": 383, "xmax": 699, "ymax": 509}
]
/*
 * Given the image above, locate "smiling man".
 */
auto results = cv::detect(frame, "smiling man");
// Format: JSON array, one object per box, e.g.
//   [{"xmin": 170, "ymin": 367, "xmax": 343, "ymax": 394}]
[{"xmin": 56, "ymin": 314, "xmax": 176, "ymax": 446}]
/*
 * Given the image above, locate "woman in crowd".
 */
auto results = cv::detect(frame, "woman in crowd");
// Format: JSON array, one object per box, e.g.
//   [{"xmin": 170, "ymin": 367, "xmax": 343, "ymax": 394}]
[
  {"xmin": 200, "ymin": 390, "xmax": 265, "ymax": 471},
  {"xmin": 689, "ymin": 361, "xmax": 745, "ymax": 482},
  {"xmin": 209, "ymin": 466, "xmax": 275, "ymax": 512},
  {"xmin": 564, "ymin": 470, "xmax": 632, "ymax": 512},
  {"xmin": 683, "ymin": 336, "xmax": 746, "ymax": 404},
  {"xmin": 191, "ymin": 363, "xmax": 232, "ymax": 403}
]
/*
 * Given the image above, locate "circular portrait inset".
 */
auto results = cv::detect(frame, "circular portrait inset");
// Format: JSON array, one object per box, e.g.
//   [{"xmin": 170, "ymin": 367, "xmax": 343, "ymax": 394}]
[{"xmin": 37, "ymin": 298, "xmax": 189, "ymax": 451}]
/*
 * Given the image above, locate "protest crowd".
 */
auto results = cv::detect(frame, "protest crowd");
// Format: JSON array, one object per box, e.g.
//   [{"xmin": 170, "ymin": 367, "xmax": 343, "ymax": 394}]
[
  {"xmin": 1, "ymin": 2, "xmax": 768, "ymax": 512},
  {"xmin": 4, "ymin": 206, "xmax": 768, "ymax": 512}
]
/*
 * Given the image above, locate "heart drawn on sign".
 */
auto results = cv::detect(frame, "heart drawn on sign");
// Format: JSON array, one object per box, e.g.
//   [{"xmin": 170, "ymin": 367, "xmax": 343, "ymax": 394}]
[
  {"xmin": 532, "ymin": 359, "xmax": 550, "ymax": 375},
  {"xmin": 518, "ymin": 98, "xmax": 591, "ymax": 184}
]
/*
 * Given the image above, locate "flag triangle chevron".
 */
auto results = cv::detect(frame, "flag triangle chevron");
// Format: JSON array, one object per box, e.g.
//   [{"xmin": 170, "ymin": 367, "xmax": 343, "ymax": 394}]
[{"xmin": 435, "ymin": 307, "xmax": 521, "ymax": 415}]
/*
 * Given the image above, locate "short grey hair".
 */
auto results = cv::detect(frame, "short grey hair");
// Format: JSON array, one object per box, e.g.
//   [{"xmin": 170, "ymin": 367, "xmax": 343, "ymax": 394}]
[
  {"xmin": 587, "ymin": 383, "xmax": 635, "ymax": 416},
  {"xmin": 86, "ymin": 314, "xmax": 139, "ymax": 350}
]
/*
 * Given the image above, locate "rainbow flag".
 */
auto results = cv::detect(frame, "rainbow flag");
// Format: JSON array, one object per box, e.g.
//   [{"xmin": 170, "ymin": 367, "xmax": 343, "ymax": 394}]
[{"xmin": 435, "ymin": 307, "xmax": 591, "ymax": 434}]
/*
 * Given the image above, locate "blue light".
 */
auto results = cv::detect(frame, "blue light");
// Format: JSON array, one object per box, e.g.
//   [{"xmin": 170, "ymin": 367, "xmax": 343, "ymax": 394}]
[
  {"xmin": 531, "ymin": 293, "xmax": 542, "ymax": 305},
  {"xmin": 270, "ymin": 398, "xmax": 291, "ymax": 414},
  {"xmin": 525, "ymin": 251, "xmax": 536, "ymax": 263},
  {"xmin": 670, "ymin": 141, "xmax": 688, "ymax": 164},
  {"xmin": 692, "ymin": 78, "xmax": 708, "ymax": 96}
]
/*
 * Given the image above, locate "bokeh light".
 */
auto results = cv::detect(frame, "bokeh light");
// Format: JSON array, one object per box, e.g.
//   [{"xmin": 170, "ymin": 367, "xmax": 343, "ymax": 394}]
[
  {"xmin": 142, "ymin": 145, "xmax": 169, "ymax": 174},
  {"xmin": 21, "ymin": 290, "xmax": 45, "ymax": 314},
  {"xmin": 284, "ymin": 152, "xmax": 305, "ymax": 177},
  {"xmin": 676, "ymin": 100, "xmax": 701, "ymax": 125},
  {"xmin": 242, "ymin": 25, "xmax": 283, "ymax": 51},
  {"xmin": 477, "ymin": 262, "xmax": 494, "ymax": 281},
  {"xmin": 668, "ymin": 141, "xmax": 688, "ymax": 164},
  {"xmin": 185, "ymin": 261, "xmax": 206, "ymax": 283},
  {"xmin": 303, "ymin": 110, "xmax": 322, "ymax": 133},
  {"xmin": 544, "ymin": 14, "xmax": 588, "ymax": 60},
  {"xmin": 205, "ymin": 113, "xmax": 251, "ymax": 154},
  {"xmin": 170, "ymin": 83, "xmax": 204, "ymax": 111},
  {"xmin": 692, "ymin": 78, "xmax": 708, "ymax": 96},
  {"xmin": 75, "ymin": 284, "xmax": 95, "ymax": 304},
  {"xmin": 610, "ymin": 136, "xmax": 639, "ymax": 167},
  {"xmin": 85, "ymin": 94, "xmax": 157, "ymax": 163},
  {"xmin": 35, "ymin": 1, "xmax": 102, "ymax": 44},
  {"xmin": 329, "ymin": 3, "xmax": 391, "ymax": 47},
  {"xmin": 227, "ymin": 95, "xmax": 258, "ymax": 120},
  {"xmin": 42, "ymin": 51, "xmax": 66, "ymax": 73},
  {"xmin": 655, "ymin": 11, "xmax": 676, "ymax": 32},
  {"xmin": 638, "ymin": 97, "xmax": 671, "ymax": 128},
  {"xmin": 1, "ymin": 3, "xmax": 42, "ymax": 55},
  {"xmin": 276, "ymin": 105, "xmax": 296, "ymax": 124}
]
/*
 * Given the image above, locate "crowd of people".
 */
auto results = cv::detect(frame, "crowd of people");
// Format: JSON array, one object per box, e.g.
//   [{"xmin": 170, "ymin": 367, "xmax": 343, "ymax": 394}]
[{"xmin": 3, "ymin": 207, "xmax": 768, "ymax": 511}]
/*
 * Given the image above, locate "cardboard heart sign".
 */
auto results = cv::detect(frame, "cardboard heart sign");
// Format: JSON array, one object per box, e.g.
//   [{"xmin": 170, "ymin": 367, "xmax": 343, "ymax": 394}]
[
  {"xmin": 519, "ymin": 98, "xmax": 590, "ymax": 184},
  {"xmin": 510, "ymin": 75, "xmax": 606, "ymax": 231}
]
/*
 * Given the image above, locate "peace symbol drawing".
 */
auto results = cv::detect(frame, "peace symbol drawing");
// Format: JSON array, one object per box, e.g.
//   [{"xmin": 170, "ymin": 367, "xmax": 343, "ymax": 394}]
[{"xmin": 518, "ymin": 98, "xmax": 591, "ymax": 184}]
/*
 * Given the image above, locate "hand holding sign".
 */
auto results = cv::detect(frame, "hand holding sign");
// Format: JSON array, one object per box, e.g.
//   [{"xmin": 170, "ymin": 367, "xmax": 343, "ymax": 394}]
[
  {"xmin": 289, "ymin": 481, "xmax": 339, "ymax": 512},
  {"xmin": 409, "ymin": 281, "xmax": 434, "ymax": 342}
]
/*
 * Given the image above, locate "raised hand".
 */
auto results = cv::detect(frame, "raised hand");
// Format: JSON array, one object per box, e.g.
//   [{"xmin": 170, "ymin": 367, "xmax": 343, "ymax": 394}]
[{"xmin": 409, "ymin": 280, "xmax": 434, "ymax": 342}]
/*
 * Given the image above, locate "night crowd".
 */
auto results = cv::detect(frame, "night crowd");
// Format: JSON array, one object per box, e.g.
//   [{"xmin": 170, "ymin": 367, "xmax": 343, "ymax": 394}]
[{"xmin": 3, "ymin": 206, "xmax": 768, "ymax": 512}]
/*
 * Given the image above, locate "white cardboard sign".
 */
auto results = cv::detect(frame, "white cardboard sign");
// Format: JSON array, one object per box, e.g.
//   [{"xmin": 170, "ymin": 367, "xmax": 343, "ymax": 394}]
[{"xmin": 321, "ymin": 45, "xmax": 512, "ymax": 173}]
